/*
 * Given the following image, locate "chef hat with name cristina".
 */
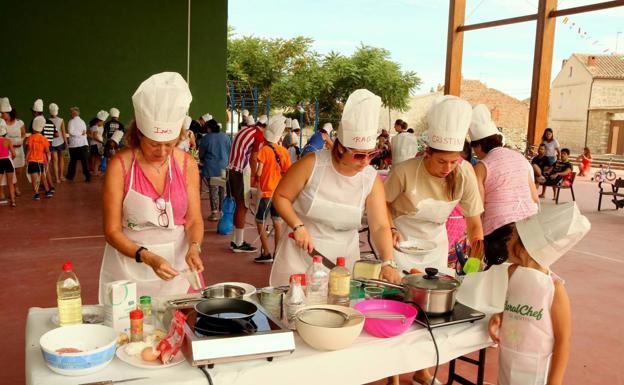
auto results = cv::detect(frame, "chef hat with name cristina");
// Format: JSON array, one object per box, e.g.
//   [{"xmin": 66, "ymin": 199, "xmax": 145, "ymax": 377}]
[
  {"xmin": 32, "ymin": 115, "xmax": 46, "ymax": 132},
  {"xmin": 469, "ymin": 104, "xmax": 499, "ymax": 142},
  {"xmin": 426, "ymin": 95, "xmax": 472, "ymax": 152},
  {"xmin": 97, "ymin": 110, "xmax": 109, "ymax": 121},
  {"xmin": 132, "ymin": 72, "xmax": 192, "ymax": 142},
  {"xmin": 284, "ymin": 118, "xmax": 292, "ymax": 128},
  {"xmin": 0, "ymin": 98, "xmax": 11, "ymax": 113},
  {"xmin": 516, "ymin": 202, "xmax": 590, "ymax": 268},
  {"xmin": 110, "ymin": 107, "xmax": 120, "ymax": 118},
  {"xmin": 264, "ymin": 115, "xmax": 286, "ymax": 143},
  {"xmin": 49, "ymin": 103, "xmax": 59, "ymax": 115},
  {"xmin": 0, "ymin": 118, "xmax": 7, "ymax": 137},
  {"xmin": 257, "ymin": 115, "xmax": 268, "ymax": 125},
  {"xmin": 32, "ymin": 99, "xmax": 44, "ymax": 113},
  {"xmin": 110, "ymin": 130, "xmax": 124, "ymax": 145},
  {"xmin": 339, "ymin": 89, "xmax": 382, "ymax": 150}
]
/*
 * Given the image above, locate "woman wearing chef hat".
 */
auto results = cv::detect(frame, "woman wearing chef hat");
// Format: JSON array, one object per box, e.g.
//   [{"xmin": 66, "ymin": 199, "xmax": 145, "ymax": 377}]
[
  {"xmin": 269, "ymin": 89, "xmax": 401, "ymax": 287},
  {"xmin": 487, "ymin": 203, "xmax": 589, "ymax": 385},
  {"xmin": 99, "ymin": 72, "xmax": 204, "ymax": 302},
  {"xmin": 468, "ymin": 104, "xmax": 539, "ymax": 266}
]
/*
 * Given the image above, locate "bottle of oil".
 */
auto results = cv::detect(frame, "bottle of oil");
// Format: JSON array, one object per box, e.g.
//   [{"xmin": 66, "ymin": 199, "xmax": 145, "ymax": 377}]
[
  {"xmin": 329, "ymin": 257, "xmax": 350, "ymax": 307},
  {"xmin": 57, "ymin": 262, "xmax": 82, "ymax": 326}
]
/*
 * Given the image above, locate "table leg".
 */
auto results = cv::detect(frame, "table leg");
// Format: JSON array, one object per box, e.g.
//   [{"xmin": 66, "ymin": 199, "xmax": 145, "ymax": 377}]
[{"xmin": 445, "ymin": 348, "xmax": 487, "ymax": 385}]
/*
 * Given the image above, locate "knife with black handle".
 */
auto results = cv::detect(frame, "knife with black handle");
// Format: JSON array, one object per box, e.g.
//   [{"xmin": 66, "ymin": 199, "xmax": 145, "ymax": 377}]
[{"xmin": 288, "ymin": 232, "xmax": 336, "ymax": 269}]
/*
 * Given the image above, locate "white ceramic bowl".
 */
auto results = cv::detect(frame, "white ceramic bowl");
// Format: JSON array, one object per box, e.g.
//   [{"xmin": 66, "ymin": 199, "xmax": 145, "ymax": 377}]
[
  {"xmin": 295, "ymin": 305, "xmax": 364, "ymax": 351},
  {"xmin": 39, "ymin": 324, "xmax": 117, "ymax": 376}
]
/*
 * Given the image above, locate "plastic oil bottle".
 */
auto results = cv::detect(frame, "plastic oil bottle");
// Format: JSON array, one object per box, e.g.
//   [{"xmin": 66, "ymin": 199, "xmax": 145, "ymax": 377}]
[
  {"xmin": 329, "ymin": 257, "xmax": 351, "ymax": 307},
  {"xmin": 57, "ymin": 262, "xmax": 83, "ymax": 326}
]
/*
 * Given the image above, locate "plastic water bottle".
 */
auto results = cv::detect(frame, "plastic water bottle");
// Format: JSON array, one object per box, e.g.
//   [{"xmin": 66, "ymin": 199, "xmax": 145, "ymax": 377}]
[
  {"xmin": 305, "ymin": 256, "xmax": 329, "ymax": 305},
  {"xmin": 329, "ymin": 257, "xmax": 351, "ymax": 307},
  {"xmin": 56, "ymin": 262, "xmax": 82, "ymax": 326},
  {"xmin": 283, "ymin": 274, "xmax": 306, "ymax": 330}
]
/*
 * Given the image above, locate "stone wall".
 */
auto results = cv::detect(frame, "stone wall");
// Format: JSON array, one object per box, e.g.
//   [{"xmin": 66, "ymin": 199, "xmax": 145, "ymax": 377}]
[{"xmin": 587, "ymin": 108, "xmax": 624, "ymax": 154}]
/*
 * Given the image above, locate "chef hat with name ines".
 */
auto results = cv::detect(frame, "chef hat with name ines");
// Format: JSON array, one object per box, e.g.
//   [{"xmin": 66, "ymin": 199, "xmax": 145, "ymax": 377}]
[
  {"xmin": 201, "ymin": 113, "xmax": 212, "ymax": 122},
  {"xmin": 264, "ymin": 115, "xmax": 286, "ymax": 144},
  {"xmin": 32, "ymin": 115, "xmax": 46, "ymax": 132},
  {"xmin": 516, "ymin": 202, "xmax": 590, "ymax": 268},
  {"xmin": 183, "ymin": 115, "xmax": 192, "ymax": 131},
  {"xmin": 0, "ymin": 118, "xmax": 7, "ymax": 136},
  {"xmin": 339, "ymin": 89, "xmax": 382, "ymax": 150},
  {"xmin": 97, "ymin": 110, "xmax": 109, "ymax": 121},
  {"xmin": 426, "ymin": 95, "xmax": 472, "ymax": 151},
  {"xmin": 257, "ymin": 115, "xmax": 268, "ymax": 125},
  {"xmin": 32, "ymin": 99, "xmax": 44, "ymax": 113},
  {"xmin": 110, "ymin": 130, "xmax": 124, "ymax": 145},
  {"xmin": 0, "ymin": 98, "xmax": 11, "ymax": 113},
  {"xmin": 469, "ymin": 104, "xmax": 499, "ymax": 142},
  {"xmin": 291, "ymin": 119, "xmax": 300, "ymax": 130},
  {"xmin": 132, "ymin": 72, "xmax": 192, "ymax": 142},
  {"xmin": 284, "ymin": 118, "xmax": 292, "ymax": 128},
  {"xmin": 110, "ymin": 107, "xmax": 120, "ymax": 118},
  {"xmin": 49, "ymin": 103, "xmax": 59, "ymax": 115}
]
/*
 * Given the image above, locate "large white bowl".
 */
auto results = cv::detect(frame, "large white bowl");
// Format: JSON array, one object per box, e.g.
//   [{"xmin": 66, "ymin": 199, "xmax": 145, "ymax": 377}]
[
  {"xmin": 39, "ymin": 324, "xmax": 117, "ymax": 376},
  {"xmin": 295, "ymin": 305, "xmax": 364, "ymax": 351}
]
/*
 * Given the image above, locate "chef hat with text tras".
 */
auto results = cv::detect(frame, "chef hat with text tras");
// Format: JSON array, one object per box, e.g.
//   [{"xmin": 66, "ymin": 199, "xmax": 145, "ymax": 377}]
[
  {"xmin": 469, "ymin": 104, "xmax": 499, "ymax": 142},
  {"xmin": 32, "ymin": 115, "xmax": 46, "ymax": 132},
  {"xmin": 516, "ymin": 202, "xmax": 590, "ymax": 268},
  {"xmin": 426, "ymin": 96, "xmax": 472, "ymax": 151},
  {"xmin": 0, "ymin": 118, "xmax": 7, "ymax": 137},
  {"xmin": 32, "ymin": 99, "xmax": 44, "ymax": 113},
  {"xmin": 49, "ymin": 103, "xmax": 59, "ymax": 116},
  {"xmin": 110, "ymin": 107, "xmax": 120, "ymax": 119},
  {"xmin": 264, "ymin": 115, "xmax": 286, "ymax": 144},
  {"xmin": 0, "ymin": 98, "xmax": 11, "ymax": 113},
  {"xmin": 339, "ymin": 89, "xmax": 382, "ymax": 150},
  {"xmin": 132, "ymin": 72, "xmax": 192, "ymax": 142}
]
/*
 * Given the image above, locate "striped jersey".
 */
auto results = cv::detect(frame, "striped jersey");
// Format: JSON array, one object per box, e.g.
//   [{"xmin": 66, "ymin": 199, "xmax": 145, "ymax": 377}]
[{"xmin": 227, "ymin": 125, "xmax": 264, "ymax": 172}]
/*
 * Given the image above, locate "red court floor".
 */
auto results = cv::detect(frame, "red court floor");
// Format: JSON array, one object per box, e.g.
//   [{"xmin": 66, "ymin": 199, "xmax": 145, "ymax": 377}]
[{"xmin": 1, "ymin": 170, "xmax": 622, "ymax": 384}]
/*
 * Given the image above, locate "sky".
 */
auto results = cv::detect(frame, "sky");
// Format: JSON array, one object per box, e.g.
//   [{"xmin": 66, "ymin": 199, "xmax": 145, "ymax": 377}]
[{"xmin": 228, "ymin": 0, "xmax": 624, "ymax": 100}]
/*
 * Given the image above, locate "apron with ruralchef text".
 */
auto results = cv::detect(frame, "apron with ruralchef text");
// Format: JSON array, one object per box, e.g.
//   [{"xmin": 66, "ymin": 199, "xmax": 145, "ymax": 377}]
[
  {"xmin": 498, "ymin": 266, "xmax": 555, "ymax": 385},
  {"xmin": 270, "ymin": 150, "xmax": 375, "ymax": 287},
  {"xmin": 98, "ymin": 156, "xmax": 189, "ymax": 304},
  {"xmin": 393, "ymin": 160, "xmax": 461, "ymax": 276}
]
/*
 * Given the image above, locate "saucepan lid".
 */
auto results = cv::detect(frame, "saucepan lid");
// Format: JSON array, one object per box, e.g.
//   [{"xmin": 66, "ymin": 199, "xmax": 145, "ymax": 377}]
[{"xmin": 403, "ymin": 268, "xmax": 460, "ymax": 291}]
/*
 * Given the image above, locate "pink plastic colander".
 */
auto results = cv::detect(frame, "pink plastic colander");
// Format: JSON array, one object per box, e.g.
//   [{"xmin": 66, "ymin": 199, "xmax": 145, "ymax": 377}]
[{"xmin": 354, "ymin": 299, "xmax": 417, "ymax": 338}]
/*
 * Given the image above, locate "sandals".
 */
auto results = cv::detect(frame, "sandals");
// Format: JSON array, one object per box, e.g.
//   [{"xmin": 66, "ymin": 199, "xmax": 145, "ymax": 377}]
[{"xmin": 412, "ymin": 377, "xmax": 442, "ymax": 385}]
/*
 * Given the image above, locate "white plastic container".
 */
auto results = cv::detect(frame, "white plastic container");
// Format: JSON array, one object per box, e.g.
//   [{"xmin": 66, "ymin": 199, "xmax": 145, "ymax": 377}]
[
  {"xmin": 305, "ymin": 256, "xmax": 329, "ymax": 305},
  {"xmin": 283, "ymin": 275, "xmax": 306, "ymax": 330}
]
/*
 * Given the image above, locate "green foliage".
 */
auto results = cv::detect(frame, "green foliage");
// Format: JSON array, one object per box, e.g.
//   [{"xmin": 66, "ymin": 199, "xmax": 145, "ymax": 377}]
[{"xmin": 227, "ymin": 29, "xmax": 421, "ymax": 125}]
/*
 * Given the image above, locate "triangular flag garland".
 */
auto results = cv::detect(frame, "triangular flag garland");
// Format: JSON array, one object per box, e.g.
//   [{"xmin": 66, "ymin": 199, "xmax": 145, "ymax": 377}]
[{"xmin": 560, "ymin": 15, "xmax": 622, "ymax": 57}]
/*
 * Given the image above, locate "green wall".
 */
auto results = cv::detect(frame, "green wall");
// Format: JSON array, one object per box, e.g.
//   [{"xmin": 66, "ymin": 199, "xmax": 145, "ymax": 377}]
[{"xmin": 1, "ymin": 0, "xmax": 227, "ymax": 127}]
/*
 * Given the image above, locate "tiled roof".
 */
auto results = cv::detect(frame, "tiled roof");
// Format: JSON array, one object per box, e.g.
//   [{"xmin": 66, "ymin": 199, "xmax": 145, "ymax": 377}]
[{"xmin": 574, "ymin": 54, "xmax": 624, "ymax": 79}]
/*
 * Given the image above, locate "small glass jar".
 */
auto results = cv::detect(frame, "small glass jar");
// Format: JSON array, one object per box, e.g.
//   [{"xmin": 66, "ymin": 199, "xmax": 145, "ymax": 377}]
[
  {"xmin": 139, "ymin": 296, "xmax": 152, "ymax": 325},
  {"xmin": 129, "ymin": 309, "xmax": 144, "ymax": 342}
]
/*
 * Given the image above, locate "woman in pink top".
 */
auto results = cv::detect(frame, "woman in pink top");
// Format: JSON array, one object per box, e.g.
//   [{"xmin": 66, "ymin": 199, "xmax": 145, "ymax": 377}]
[
  {"xmin": 469, "ymin": 105, "xmax": 538, "ymax": 267},
  {"xmin": 0, "ymin": 119, "xmax": 17, "ymax": 207},
  {"xmin": 99, "ymin": 72, "xmax": 204, "ymax": 302}
]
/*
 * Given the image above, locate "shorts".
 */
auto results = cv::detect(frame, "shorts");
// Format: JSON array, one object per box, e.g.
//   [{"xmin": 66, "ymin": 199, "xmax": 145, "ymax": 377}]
[
  {"xmin": 255, "ymin": 198, "xmax": 280, "ymax": 223},
  {"xmin": 0, "ymin": 158, "xmax": 14, "ymax": 174},
  {"xmin": 90, "ymin": 144, "xmax": 103, "ymax": 156},
  {"xmin": 51, "ymin": 143, "xmax": 66, "ymax": 152},
  {"xmin": 543, "ymin": 175, "xmax": 562, "ymax": 186},
  {"xmin": 27, "ymin": 162, "xmax": 44, "ymax": 174},
  {"xmin": 545, "ymin": 156, "xmax": 557, "ymax": 166},
  {"xmin": 226, "ymin": 170, "xmax": 245, "ymax": 201}
]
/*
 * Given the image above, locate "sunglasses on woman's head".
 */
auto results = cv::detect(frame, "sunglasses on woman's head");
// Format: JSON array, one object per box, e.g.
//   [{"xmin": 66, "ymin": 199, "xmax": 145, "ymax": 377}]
[{"xmin": 346, "ymin": 147, "xmax": 379, "ymax": 160}]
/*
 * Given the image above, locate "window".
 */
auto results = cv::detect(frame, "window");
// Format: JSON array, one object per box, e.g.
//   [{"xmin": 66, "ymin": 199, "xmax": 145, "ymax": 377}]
[{"xmin": 569, "ymin": 66, "xmax": 573, "ymax": 77}]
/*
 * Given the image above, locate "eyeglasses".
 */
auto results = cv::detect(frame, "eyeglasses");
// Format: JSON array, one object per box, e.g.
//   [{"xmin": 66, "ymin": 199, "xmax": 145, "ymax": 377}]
[
  {"xmin": 155, "ymin": 197, "xmax": 170, "ymax": 228},
  {"xmin": 345, "ymin": 147, "xmax": 379, "ymax": 161}
]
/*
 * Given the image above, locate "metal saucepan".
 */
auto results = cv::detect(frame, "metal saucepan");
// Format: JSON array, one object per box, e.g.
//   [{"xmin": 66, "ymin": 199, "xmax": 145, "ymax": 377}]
[
  {"xmin": 194, "ymin": 298, "xmax": 258, "ymax": 334},
  {"xmin": 167, "ymin": 284, "xmax": 245, "ymax": 307},
  {"xmin": 362, "ymin": 268, "xmax": 460, "ymax": 315}
]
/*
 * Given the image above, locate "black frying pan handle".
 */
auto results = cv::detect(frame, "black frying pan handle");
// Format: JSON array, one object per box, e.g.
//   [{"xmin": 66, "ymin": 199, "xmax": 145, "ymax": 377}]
[{"xmin": 233, "ymin": 318, "xmax": 257, "ymax": 334}]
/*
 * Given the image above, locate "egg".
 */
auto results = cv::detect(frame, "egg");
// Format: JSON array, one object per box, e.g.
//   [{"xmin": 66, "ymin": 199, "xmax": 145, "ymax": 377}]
[{"xmin": 141, "ymin": 347, "xmax": 160, "ymax": 362}]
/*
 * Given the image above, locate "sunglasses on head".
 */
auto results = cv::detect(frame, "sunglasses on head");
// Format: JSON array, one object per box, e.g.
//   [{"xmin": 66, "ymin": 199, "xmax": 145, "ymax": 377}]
[{"xmin": 345, "ymin": 147, "xmax": 379, "ymax": 160}]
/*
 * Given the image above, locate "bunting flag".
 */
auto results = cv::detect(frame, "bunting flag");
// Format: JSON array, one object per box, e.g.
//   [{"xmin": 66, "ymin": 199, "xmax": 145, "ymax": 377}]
[
  {"xmin": 563, "ymin": 17, "xmax": 569, "ymax": 24},
  {"xmin": 560, "ymin": 16, "xmax": 617, "ymax": 55}
]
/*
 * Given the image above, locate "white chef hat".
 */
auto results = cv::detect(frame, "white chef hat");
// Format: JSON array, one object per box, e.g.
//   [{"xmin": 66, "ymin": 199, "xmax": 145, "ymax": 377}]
[
  {"xmin": 110, "ymin": 130, "xmax": 124, "ymax": 145},
  {"xmin": 32, "ymin": 99, "xmax": 44, "ymax": 113},
  {"xmin": 245, "ymin": 115, "xmax": 255, "ymax": 126},
  {"xmin": 264, "ymin": 115, "xmax": 286, "ymax": 143},
  {"xmin": 110, "ymin": 107, "xmax": 120, "ymax": 118},
  {"xmin": 257, "ymin": 115, "xmax": 268, "ymax": 125},
  {"xmin": 183, "ymin": 115, "xmax": 192, "ymax": 130},
  {"xmin": 291, "ymin": 119, "xmax": 301, "ymax": 130},
  {"xmin": 338, "ymin": 89, "xmax": 382, "ymax": 150},
  {"xmin": 242, "ymin": 109, "xmax": 250, "ymax": 117},
  {"xmin": 426, "ymin": 96, "xmax": 472, "ymax": 151},
  {"xmin": 49, "ymin": 103, "xmax": 59, "ymax": 115},
  {"xmin": 32, "ymin": 116, "xmax": 46, "ymax": 132},
  {"xmin": 516, "ymin": 203, "xmax": 590, "ymax": 268},
  {"xmin": 469, "ymin": 104, "xmax": 499, "ymax": 142},
  {"xmin": 0, "ymin": 98, "xmax": 11, "ymax": 113},
  {"xmin": 132, "ymin": 72, "xmax": 192, "ymax": 142},
  {"xmin": 285, "ymin": 118, "xmax": 292, "ymax": 128},
  {"xmin": 321, "ymin": 122, "xmax": 333, "ymax": 133},
  {"xmin": 97, "ymin": 110, "xmax": 110, "ymax": 121},
  {"xmin": 0, "ymin": 118, "xmax": 7, "ymax": 136},
  {"xmin": 201, "ymin": 113, "xmax": 212, "ymax": 122}
]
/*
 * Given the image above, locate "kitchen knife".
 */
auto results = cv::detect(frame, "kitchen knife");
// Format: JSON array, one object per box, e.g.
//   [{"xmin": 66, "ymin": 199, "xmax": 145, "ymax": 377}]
[
  {"xmin": 79, "ymin": 377, "xmax": 149, "ymax": 385},
  {"xmin": 288, "ymin": 232, "xmax": 336, "ymax": 269}
]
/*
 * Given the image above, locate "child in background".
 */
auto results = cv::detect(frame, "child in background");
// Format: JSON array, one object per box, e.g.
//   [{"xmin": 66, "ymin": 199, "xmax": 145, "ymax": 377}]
[
  {"xmin": 26, "ymin": 116, "xmax": 53, "ymax": 200},
  {"xmin": 88, "ymin": 110, "xmax": 109, "ymax": 176},
  {"xmin": 576, "ymin": 147, "xmax": 592, "ymax": 176},
  {"xmin": 253, "ymin": 115, "xmax": 291, "ymax": 263},
  {"xmin": 487, "ymin": 203, "xmax": 590, "ymax": 385},
  {"xmin": 102, "ymin": 130, "xmax": 124, "ymax": 173},
  {"xmin": 0, "ymin": 119, "xmax": 17, "ymax": 206}
]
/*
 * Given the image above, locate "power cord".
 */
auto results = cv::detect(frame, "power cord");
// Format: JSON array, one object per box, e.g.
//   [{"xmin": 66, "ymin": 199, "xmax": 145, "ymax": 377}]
[
  {"xmin": 200, "ymin": 365, "xmax": 214, "ymax": 385},
  {"xmin": 406, "ymin": 301, "xmax": 439, "ymax": 385}
]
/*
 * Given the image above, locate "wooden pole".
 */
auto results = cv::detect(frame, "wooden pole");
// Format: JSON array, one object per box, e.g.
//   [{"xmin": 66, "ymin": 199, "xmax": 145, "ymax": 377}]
[
  {"xmin": 527, "ymin": 0, "xmax": 557, "ymax": 146},
  {"xmin": 444, "ymin": 0, "xmax": 465, "ymax": 96}
]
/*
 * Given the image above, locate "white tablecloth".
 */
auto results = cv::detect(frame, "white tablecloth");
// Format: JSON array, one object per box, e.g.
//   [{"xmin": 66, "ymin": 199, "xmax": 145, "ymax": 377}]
[{"xmin": 26, "ymin": 307, "xmax": 493, "ymax": 385}]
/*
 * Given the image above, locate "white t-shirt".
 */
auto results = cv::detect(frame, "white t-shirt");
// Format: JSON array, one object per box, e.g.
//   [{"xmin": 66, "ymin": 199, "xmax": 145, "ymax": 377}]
[
  {"xmin": 542, "ymin": 139, "xmax": 559, "ymax": 157},
  {"xmin": 89, "ymin": 125, "xmax": 104, "ymax": 146},
  {"xmin": 68, "ymin": 116, "xmax": 88, "ymax": 148}
]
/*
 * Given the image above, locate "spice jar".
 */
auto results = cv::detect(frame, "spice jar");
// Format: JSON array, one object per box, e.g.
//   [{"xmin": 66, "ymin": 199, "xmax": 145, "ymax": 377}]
[
  {"xmin": 129, "ymin": 309, "xmax": 144, "ymax": 342},
  {"xmin": 139, "ymin": 296, "xmax": 152, "ymax": 325}
]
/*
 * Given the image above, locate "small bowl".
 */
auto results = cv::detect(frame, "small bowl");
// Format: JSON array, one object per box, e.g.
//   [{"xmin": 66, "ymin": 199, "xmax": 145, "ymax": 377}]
[
  {"xmin": 39, "ymin": 324, "xmax": 117, "ymax": 376},
  {"xmin": 354, "ymin": 299, "xmax": 417, "ymax": 338},
  {"xmin": 396, "ymin": 239, "xmax": 437, "ymax": 255},
  {"xmin": 295, "ymin": 305, "xmax": 364, "ymax": 351}
]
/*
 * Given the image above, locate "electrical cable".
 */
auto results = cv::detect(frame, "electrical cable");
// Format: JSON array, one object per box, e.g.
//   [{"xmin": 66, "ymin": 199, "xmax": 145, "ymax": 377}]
[
  {"xmin": 200, "ymin": 365, "xmax": 214, "ymax": 385},
  {"xmin": 406, "ymin": 301, "xmax": 439, "ymax": 385}
]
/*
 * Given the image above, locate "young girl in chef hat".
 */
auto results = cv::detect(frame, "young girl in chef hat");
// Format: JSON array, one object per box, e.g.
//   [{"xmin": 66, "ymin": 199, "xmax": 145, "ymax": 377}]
[{"xmin": 487, "ymin": 202, "xmax": 590, "ymax": 385}]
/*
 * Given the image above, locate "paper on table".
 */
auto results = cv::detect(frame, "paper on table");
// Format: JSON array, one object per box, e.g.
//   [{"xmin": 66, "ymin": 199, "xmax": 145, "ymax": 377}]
[{"xmin": 456, "ymin": 263, "xmax": 510, "ymax": 314}]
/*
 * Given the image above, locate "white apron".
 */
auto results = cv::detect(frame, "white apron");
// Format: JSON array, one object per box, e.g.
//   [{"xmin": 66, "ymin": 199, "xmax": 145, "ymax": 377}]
[
  {"xmin": 393, "ymin": 161, "xmax": 461, "ymax": 275},
  {"xmin": 98, "ymin": 156, "xmax": 190, "ymax": 304},
  {"xmin": 498, "ymin": 266, "xmax": 555, "ymax": 385},
  {"xmin": 270, "ymin": 150, "xmax": 376, "ymax": 287}
]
